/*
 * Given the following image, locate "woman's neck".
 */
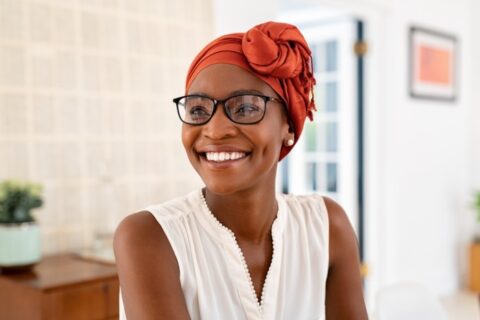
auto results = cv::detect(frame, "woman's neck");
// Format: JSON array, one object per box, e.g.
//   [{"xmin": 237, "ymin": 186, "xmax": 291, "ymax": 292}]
[{"xmin": 203, "ymin": 183, "xmax": 278, "ymax": 244}]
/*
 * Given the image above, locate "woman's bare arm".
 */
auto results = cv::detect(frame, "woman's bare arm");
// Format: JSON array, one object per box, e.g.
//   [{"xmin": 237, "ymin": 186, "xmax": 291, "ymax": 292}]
[
  {"xmin": 324, "ymin": 197, "xmax": 369, "ymax": 319},
  {"xmin": 113, "ymin": 211, "xmax": 191, "ymax": 320}
]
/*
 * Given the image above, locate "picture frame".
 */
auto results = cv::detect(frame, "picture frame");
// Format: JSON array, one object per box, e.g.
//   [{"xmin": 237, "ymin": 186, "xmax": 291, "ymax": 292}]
[{"xmin": 409, "ymin": 26, "xmax": 458, "ymax": 102}]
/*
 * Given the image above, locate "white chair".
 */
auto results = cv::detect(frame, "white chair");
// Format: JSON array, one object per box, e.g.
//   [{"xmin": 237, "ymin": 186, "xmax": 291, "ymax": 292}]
[{"xmin": 375, "ymin": 283, "xmax": 449, "ymax": 320}]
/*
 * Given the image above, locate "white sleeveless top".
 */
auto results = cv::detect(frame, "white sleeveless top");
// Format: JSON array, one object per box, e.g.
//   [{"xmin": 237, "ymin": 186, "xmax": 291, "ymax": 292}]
[{"xmin": 119, "ymin": 189, "xmax": 330, "ymax": 320}]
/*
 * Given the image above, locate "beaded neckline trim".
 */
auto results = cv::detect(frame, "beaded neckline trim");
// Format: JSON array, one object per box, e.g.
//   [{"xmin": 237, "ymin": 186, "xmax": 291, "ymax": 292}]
[{"xmin": 199, "ymin": 189, "xmax": 278, "ymax": 313}]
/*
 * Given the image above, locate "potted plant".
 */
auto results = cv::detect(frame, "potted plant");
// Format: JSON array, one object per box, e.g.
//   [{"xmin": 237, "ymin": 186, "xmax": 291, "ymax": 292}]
[{"xmin": 0, "ymin": 180, "xmax": 43, "ymax": 271}]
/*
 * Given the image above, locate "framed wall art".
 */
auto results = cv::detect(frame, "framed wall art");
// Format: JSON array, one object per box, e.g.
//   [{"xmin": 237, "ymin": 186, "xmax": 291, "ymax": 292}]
[{"xmin": 409, "ymin": 26, "xmax": 458, "ymax": 101}]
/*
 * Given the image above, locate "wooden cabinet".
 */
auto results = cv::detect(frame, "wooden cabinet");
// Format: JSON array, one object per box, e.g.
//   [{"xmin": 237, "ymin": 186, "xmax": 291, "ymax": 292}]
[
  {"xmin": 469, "ymin": 243, "xmax": 480, "ymax": 292},
  {"xmin": 0, "ymin": 254, "xmax": 119, "ymax": 320}
]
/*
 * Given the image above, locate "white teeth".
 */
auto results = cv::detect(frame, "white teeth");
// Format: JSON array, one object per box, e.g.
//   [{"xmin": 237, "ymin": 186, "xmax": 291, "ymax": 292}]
[{"xmin": 205, "ymin": 151, "xmax": 247, "ymax": 162}]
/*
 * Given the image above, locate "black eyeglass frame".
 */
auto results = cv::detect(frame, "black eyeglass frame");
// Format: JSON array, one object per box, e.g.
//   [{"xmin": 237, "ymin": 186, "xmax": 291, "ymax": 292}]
[{"xmin": 172, "ymin": 93, "xmax": 285, "ymax": 126}]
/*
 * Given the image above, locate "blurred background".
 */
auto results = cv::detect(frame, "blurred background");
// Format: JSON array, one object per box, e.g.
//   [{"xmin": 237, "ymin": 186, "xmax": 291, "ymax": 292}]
[{"xmin": 0, "ymin": 0, "xmax": 479, "ymax": 318}]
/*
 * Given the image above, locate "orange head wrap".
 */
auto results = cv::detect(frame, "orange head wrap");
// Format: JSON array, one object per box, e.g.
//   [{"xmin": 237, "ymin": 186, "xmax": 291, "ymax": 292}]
[{"xmin": 185, "ymin": 21, "xmax": 316, "ymax": 160}]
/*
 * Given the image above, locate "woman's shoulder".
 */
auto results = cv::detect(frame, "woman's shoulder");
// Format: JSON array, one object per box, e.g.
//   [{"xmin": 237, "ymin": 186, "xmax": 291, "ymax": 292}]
[
  {"xmin": 113, "ymin": 190, "xmax": 202, "ymax": 261},
  {"xmin": 113, "ymin": 210, "xmax": 170, "ymax": 260},
  {"xmin": 282, "ymin": 193, "xmax": 348, "ymax": 221},
  {"xmin": 113, "ymin": 210, "xmax": 191, "ymax": 319},
  {"xmin": 280, "ymin": 192, "xmax": 329, "ymax": 220}
]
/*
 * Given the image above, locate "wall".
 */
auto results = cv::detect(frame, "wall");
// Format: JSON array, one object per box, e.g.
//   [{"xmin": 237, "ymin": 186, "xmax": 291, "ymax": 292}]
[
  {"xmin": 471, "ymin": 1, "xmax": 480, "ymax": 189},
  {"xmin": 0, "ymin": 0, "xmax": 209, "ymax": 253},
  {"xmin": 212, "ymin": 0, "xmax": 278, "ymax": 35},
  {"xmin": 214, "ymin": 0, "xmax": 477, "ymax": 304},
  {"xmin": 379, "ymin": 0, "xmax": 473, "ymax": 295}
]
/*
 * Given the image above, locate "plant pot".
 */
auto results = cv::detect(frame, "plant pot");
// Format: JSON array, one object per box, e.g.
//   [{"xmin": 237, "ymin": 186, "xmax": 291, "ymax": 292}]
[{"xmin": 0, "ymin": 222, "xmax": 41, "ymax": 270}]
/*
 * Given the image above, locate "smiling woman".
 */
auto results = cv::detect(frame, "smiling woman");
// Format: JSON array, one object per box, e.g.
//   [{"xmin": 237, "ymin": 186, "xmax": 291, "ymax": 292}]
[{"xmin": 114, "ymin": 21, "xmax": 368, "ymax": 320}]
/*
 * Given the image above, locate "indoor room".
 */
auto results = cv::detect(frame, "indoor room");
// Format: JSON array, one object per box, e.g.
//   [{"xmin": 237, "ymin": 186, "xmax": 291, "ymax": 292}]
[{"xmin": 0, "ymin": 0, "xmax": 479, "ymax": 319}]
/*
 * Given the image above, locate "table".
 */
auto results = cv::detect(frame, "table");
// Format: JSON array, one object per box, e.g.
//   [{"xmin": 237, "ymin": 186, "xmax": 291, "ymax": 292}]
[{"xmin": 0, "ymin": 254, "xmax": 119, "ymax": 320}]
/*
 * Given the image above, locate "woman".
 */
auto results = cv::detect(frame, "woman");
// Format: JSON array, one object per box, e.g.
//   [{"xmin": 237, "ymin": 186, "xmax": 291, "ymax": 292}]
[{"xmin": 114, "ymin": 21, "xmax": 368, "ymax": 320}]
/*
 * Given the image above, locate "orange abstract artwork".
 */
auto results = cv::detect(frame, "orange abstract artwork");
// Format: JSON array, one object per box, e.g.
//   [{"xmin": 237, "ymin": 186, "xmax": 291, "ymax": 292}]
[{"xmin": 417, "ymin": 45, "xmax": 452, "ymax": 85}]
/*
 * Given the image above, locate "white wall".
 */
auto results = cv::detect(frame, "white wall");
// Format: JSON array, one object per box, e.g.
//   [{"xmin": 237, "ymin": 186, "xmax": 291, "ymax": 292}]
[
  {"xmin": 212, "ymin": 0, "xmax": 278, "ymax": 35},
  {"xmin": 379, "ymin": 0, "xmax": 472, "ymax": 296},
  {"xmin": 471, "ymin": 0, "xmax": 480, "ymax": 189},
  {"xmin": 214, "ymin": 0, "xmax": 478, "ymax": 306}
]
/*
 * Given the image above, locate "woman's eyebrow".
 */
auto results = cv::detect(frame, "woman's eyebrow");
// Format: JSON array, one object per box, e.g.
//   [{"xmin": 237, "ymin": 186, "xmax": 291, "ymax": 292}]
[
  {"xmin": 188, "ymin": 89, "xmax": 265, "ymax": 97},
  {"xmin": 229, "ymin": 89, "xmax": 264, "ymax": 95}
]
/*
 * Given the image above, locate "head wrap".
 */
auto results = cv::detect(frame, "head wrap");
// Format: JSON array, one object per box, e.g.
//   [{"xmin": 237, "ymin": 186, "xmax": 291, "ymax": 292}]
[{"xmin": 185, "ymin": 21, "xmax": 316, "ymax": 160}]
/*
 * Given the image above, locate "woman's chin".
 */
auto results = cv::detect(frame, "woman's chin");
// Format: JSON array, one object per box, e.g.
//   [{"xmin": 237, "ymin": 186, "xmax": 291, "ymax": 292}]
[{"xmin": 203, "ymin": 182, "xmax": 240, "ymax": 196}]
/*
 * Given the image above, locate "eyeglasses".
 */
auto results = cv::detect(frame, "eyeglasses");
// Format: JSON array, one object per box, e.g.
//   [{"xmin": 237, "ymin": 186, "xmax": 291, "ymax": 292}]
[{"xmin": 173, "ymin": 93, "xmax": 284, "ymax": 125}]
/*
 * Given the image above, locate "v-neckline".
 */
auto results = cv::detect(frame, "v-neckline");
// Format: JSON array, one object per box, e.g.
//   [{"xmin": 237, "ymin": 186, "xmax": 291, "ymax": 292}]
[{"xmin": 197, "ymin": 189, "xmax": 286, "ymax": 318}]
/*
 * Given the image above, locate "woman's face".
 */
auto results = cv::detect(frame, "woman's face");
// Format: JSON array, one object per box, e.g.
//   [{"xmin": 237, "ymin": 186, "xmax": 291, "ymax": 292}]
[{"xmin": 182, "ymin": 64, "xmax": 291, "ymax": 195}]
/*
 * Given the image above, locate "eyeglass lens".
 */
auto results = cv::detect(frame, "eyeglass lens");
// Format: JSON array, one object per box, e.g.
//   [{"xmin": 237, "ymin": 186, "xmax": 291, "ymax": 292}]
[{"xmin": 178, "ymin": 95, "xmax": 266, "ymax": 124}]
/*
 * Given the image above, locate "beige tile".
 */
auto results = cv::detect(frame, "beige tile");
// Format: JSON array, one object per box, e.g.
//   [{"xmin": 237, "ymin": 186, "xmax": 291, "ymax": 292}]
[
  {"xmin": 31, "ymin": 50, "xmax": 53, "ymax": 88},
  {"xmin": 99, "ymin": 14, "xmax": 121, "ymax": 51},
  {"xmin": 128, "ymin": 99, "xmax": 152, "ymax": 134},
  {"xmin": 131, "ymin": 141, "xmax": 152, "ymax": 176},
  {"xmin": 59, "ymin": 184, "xmax": 86, "ymax": 225},
  {"xmin": 0, "ymin": 141, "xmax": 29, "ymax": 180},
  {"xmin": 52, "ymin": 6, "xmax": 77, "ymax": 46},
  {"xmin": 33, "ymin": 142, "xmax": 61, "ymax": 180},
  {"xmin": 131, "ymin": 180, "xmax": 155, "ymax": 210},
  {"xmin": 32, "ymin": 94, "xmax": 55, "ymax": 134},
  {"xmin": 54, "ymin": 96, "xmax": 81, "ymax": 134},
  {"xmin": 60, "ymin": 142, "xmax": 84, "ymax": 179},
  {"xmin": 101, "ymin": 56, "xmax": 124, "ymax": 92},
  {"xmin": 83, "ymin": 98, "xmax": 105, "ymax": 135},
  {"xmin": 0, "ymin": 94, "xmax": 27, "ymax": 135},
  {"xmin": 110, "ymin": 141, "xmax": 129, "ymax": 176},
  {"xmin": 0, "ymin": 0, "xmax": 25, "ymax": 41},
  {"xmin": 150, "ymin": 98, "xmax": 168, "ymax": 135},
  {"xmin": 0, "ymin": 45, "xmax": 26, "ymax": 87},
  {"xmin": 126, "ymin": 20, "xmax": 145, "ymax": 54},
  {"xmin": 29, "ymin": 2, "xmax": 52, "ymax": 43},
  {"xmin": 124, "ymin": 0, "xmax": 145, "ymax": 13},
  {"xmin": 128, "ymin": 59, "xmax": 151, "ymax": 92},
  {"xmin": 81, "ymin": 54, "xmax": 101, "ymax": 92},
  {"xmin": 104, "ymin": 98, "xmax": 126, "ymax": 134},
  {"xmin": 79, "ymin": 0, "xmax": 102, "ymax": 8},
  {"xmin": 81, "ymin": 11, "xmax": 100, "ymax": 49},
  {"xmin": 53, "ymin": 51, "xmax": 78, "ymax": 90},
  {"xmin": 85, "ymin": 141, "xmax": 108, "ymax": 177},
  {"xmin": 149, "ymin": 61, "xmax": 167, "ymax": 95},
  {"xmin": 101, "ymin": 0, "xmax": 120, "ymax": 10}
]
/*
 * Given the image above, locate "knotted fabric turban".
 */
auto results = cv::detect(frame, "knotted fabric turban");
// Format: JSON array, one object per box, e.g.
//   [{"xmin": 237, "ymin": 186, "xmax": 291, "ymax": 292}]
[{"xmin": 185, "ymin": 21, "xmax": 316, "ymax": 160}]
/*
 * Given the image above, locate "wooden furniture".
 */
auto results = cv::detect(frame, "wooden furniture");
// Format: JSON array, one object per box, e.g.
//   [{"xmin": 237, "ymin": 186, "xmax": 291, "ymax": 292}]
[
  {"xmin": 469, "ymin": 243, "xmax": 480, "ymax": 292},
  {"xmin": 0, "ymin": 253, "xmax": 119, "ymax": 320}
]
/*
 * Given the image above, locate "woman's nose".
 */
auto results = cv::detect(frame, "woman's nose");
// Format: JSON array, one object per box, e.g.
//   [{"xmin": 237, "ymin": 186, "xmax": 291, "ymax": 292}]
[{"xmin": 202, "ymin": 104, "xmax": 237, "ymax": 139}]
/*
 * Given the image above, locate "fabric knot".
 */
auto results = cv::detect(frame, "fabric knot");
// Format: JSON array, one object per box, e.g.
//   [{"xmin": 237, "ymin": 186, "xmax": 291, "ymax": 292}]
[{"xmin": 242, "ymin": 22, "xmax": 312, "ymax": 79}]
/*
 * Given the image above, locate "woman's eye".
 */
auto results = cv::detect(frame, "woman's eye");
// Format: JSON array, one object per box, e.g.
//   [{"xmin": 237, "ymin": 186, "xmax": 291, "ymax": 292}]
[
  {"xmin": 234, "ymin": 104, "xmax": 260, "ymax": 115},
  {"xmin": 188, "ymin": 106, "xmax": 209, "ymax": 116}
]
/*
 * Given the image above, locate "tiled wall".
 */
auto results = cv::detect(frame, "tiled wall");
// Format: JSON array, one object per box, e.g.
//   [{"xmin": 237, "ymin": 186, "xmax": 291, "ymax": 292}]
[{"xmin": 0, "ymin": 0, "xmax": 210, "ymax": 253}]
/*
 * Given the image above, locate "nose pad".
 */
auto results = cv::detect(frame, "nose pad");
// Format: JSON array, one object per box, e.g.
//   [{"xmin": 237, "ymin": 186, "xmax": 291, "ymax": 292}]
[{"xmin": 203, "ymin": 104, "xmax": 236, "ymax": 139}]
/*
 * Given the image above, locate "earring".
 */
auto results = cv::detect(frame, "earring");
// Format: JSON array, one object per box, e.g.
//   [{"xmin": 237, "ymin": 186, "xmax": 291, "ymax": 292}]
[{"xmin": 285, "ymin": 138, "xmax": 294, "ymax": 147}]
